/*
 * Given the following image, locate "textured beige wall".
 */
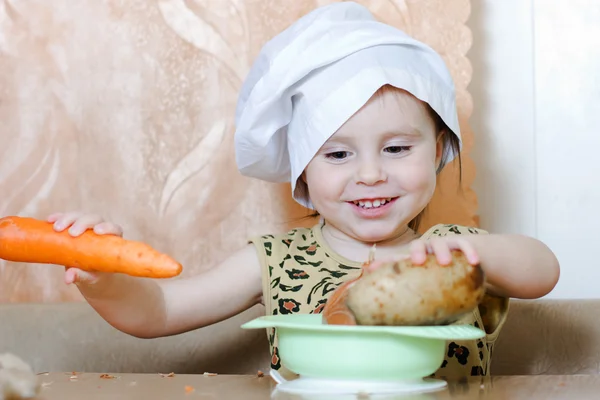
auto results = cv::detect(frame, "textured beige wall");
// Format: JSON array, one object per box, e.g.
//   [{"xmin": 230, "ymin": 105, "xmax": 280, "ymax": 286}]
[{"xmin": 0, "ymin": 0, "xmax": 478, "ymax": 303}]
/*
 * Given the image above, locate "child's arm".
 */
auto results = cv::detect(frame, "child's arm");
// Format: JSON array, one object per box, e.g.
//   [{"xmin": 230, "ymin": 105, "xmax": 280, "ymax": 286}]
[
  {"xmin": 408, "ymin": 233, "xmax": 560, "ymax": 299},
  {"xmin": 48, "ymin": 212, "xmax": 263, "ymax": 339},
  {"xmin": 463, "ymin": 233, "xmax": 560, "ymax": 299}
]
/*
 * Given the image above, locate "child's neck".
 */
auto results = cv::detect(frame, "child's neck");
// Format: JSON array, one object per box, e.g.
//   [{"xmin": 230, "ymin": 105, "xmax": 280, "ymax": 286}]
[{"xmin": 320, "ymin": 221, "xmax": 418, "ymax": 263}]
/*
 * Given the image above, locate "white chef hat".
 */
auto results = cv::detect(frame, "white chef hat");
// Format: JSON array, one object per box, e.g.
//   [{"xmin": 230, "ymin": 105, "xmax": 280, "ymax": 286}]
[{"xmin": 234, "ymin": 1, "xmax": 461, "ymax": 209}]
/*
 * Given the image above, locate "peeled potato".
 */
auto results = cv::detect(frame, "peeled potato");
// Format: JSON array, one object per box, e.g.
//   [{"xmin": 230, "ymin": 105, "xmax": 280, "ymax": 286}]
[{"xmin": 325, "ymin": 250, "xmax": 486, "ymax": 326}]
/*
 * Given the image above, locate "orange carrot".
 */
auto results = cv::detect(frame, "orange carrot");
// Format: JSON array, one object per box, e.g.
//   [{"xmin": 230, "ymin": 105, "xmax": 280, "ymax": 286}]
[{"xmin": 0, "ymin": 216, "xmax": 182, "ymax": 278}]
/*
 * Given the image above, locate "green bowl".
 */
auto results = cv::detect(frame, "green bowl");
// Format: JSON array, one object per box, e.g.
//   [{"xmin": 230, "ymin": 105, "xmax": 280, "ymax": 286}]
[{"xmin": 241, "ymin": 314, "xmax": 485, "ymax": 382}]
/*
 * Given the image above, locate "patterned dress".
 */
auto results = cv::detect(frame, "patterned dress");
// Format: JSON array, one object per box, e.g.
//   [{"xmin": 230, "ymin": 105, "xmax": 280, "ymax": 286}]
[{"xmin": 249, "ymin": 222, "xmax": 509, "ymax": 381}]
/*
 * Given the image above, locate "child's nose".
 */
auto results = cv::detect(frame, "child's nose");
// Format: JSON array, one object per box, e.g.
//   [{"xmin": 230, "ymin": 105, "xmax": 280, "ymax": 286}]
[{"xmin": 355, "ymin": 159, "xmax": 387, "ymax": 185}]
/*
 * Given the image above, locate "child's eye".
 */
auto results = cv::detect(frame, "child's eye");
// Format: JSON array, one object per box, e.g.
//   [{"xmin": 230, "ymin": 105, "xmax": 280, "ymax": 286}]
[
  {"xmin": 325, "ymin": 151, "xmax": 349, "ymax": 160},
  {"xmin": 384, "ymin": 146, "xmax": 411, "ymax": 154}
]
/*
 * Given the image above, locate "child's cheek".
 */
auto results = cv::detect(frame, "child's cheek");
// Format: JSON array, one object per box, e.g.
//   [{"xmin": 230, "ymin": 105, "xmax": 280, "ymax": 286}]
[{"xmin": 396, "ymin": 159, "xmax": 437, "ymax": 191}]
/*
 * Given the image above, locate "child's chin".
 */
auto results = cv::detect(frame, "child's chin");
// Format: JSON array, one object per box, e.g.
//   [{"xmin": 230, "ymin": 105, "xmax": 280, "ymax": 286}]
[{"xmin": 352, "ymin": 226, "xmax": 399, "ymax": 242}]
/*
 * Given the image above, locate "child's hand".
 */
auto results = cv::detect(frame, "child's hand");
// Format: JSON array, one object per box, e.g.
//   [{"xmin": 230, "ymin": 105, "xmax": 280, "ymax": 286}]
[
  {"xmin": 47, "ymin": 211, "xmax": 124, "ymax": 286},
  {"xmin": 408, "ymin": 236, "xmax": 480, "ymax": 266}
]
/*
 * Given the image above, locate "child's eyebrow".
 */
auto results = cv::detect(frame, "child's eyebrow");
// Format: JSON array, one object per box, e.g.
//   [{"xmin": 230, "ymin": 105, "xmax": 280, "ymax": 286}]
[
  {"xmin": 329, "ymin": 128, "xmax": 422, "ymax": 142},
  {"xmin": 381, "ymin": 129, "xmax": 423, "ymax": 139},
  {"xmin": 323, "ymin": 128, "xmax": 423, "ymax": 146}
]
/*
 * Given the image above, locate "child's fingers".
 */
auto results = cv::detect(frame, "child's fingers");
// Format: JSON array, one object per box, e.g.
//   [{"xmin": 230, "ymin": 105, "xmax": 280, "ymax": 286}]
[
  {"xmin": 64, "ymin": 267, "xmax": 78, "ymax": 285},
  {"xmin": 409, "ymin": 239, "xmax": 429, "ymax": 264},
  {"xmin": 49, "ymin": 211, "xmax": 123, "ymax": 237},
  {"xmin": 67, "ymin": 214, "xmax": 106, "ymax": 237},
  {"xmin": 455, "ymin": 240, "xmax": 480, "ymax": 265},
  {"xmin": 64, "ymin": 267, "xmax": 101, "ymax": 286},
  {"xmin": 432, "ymin": 237, "xmax": 480, "ymax": 265},
  {"xmin": 47, "ymin": 212, "xmax": 65, "ymax": 223},
  {"xmin": 429, "ymin": 238, "xmax": 453, "ymax": 265},
  {"xmin": 93, "ymin": 221, "xmax": 123, "ymax": 237},
  {"xmin": 51, "ymin": 211, "xmax": 85, "ymax": 232}
]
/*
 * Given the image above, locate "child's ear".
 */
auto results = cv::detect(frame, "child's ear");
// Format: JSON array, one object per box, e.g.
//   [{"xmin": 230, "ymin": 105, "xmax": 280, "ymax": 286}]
[
  {"xmin": 435, "ymin": 131, "xmax": 445, "ymax": 170},
  {"xmin": 301, "ymin": 170, "xmax": 307, "ymax": 183}
]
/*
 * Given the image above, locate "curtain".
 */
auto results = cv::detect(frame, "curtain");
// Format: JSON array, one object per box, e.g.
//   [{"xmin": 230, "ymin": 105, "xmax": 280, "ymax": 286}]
[{"xmin": 0, "ymin": 0, "xmax": 477, "ymax": 303}]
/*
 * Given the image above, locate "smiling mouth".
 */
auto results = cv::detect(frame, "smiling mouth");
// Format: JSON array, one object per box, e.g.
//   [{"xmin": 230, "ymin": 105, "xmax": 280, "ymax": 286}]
[{"xmin": 350, "ymin": 197, "xmax": 398, "ymax": 209}]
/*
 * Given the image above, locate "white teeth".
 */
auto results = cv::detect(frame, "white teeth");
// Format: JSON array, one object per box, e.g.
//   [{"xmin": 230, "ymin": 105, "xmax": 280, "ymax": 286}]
[{"xmin": 353, "ymin": 198, "xmax": 392, "ymax": 209}]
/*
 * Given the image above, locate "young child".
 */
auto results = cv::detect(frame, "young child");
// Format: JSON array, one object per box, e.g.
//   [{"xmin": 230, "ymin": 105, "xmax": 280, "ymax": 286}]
[{"xmin": 47, "ymin": 2, "xmax": 559, "ymax": 380}]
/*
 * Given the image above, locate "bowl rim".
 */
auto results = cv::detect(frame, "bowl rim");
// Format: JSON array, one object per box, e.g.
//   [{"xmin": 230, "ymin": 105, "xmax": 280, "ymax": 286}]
[{"xmin": 241, "ymin": 314, "xmax": 486, "ymax": 340}]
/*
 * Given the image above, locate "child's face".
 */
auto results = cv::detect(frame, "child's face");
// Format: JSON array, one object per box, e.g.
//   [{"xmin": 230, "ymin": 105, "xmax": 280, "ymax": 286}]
[{"xmin": 302, "ymin": 88, "xmax": 444, "ymax": 243}]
